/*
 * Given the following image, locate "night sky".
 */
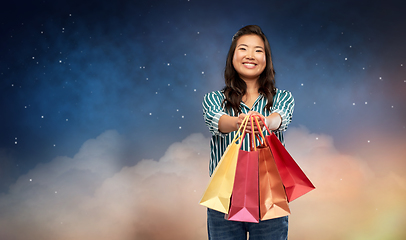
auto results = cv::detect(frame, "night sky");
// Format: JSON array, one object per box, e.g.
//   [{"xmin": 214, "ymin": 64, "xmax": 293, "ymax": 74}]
[{"xmin": 1, "ymin": 0, "xmax": 406, "ymax": 239}]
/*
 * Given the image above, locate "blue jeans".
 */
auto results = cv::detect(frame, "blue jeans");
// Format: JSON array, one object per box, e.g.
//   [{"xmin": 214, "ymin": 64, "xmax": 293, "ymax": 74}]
[{"xmin": 207, "ymin": 208, "xmax": 288, "ymax": 240}]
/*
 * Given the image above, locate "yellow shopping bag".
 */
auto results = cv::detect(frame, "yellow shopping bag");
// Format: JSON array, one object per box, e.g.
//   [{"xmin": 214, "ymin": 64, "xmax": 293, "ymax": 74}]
[{"xmin": 199, "ymin": 115, "xmax": 249, "ymax": 213}]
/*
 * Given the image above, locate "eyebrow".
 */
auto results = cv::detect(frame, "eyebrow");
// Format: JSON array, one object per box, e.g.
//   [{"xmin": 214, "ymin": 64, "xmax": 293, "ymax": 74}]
[{"xmin": 237, "ymin": 43, "xmax": 264, "ymax": 49}]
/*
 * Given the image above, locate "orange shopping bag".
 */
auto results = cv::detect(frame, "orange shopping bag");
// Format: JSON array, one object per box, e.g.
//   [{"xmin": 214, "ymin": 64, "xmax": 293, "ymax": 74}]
[{"xmin": 253, "ymin": 117, "xmax": 290, "ymax": 220}]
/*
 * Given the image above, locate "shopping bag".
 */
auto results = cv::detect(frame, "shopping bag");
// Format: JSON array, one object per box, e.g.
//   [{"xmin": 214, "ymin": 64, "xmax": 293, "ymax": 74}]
[
  {"xmin": 199, "ymin": 115, "xmax": 250, "ymax": 213},
  {"xmin": 257, "ymin": 144, "xmax": 291, "ymax": 220},
  {"xmin": 266, "ymin": 133, "xmax": 315, "ymax": 202},
  {"xmin": 253, "ymin": 117, "xmax": 290, "ymax": 220},
  {"xmin": 227, "ymin": 116, "xmax": 259, "ymax": 223},
  {"xmin": 258, "ymin": 116, "xmax": 315, "ymax": 202}
]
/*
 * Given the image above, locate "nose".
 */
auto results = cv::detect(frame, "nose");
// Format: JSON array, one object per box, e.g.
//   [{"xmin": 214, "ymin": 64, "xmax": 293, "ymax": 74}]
[
  {"xmin": 245, "ymin": 54, "xmax": 254, "ymax": 60},
  {"xmin": 245, "ymin": 50, "xmax": 255, "ymax": 59}
]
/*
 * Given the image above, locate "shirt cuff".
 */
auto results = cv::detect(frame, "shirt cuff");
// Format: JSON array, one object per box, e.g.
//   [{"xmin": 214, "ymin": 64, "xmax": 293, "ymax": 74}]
[
  {"xmin": 271, "ymin": 109, "xmax": 288, "ymax": 131},
  {"xmin": 210, "ymin": 111, "xmax": 229, "ymax": 137}
]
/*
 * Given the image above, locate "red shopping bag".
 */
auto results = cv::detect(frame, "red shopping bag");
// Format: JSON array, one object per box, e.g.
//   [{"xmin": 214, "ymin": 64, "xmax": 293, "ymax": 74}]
[
  {"xmin": 266, "ymin": 133, "xmax": 315, "ymax": 202},
  {"xmin": 257, "ymin": 116, "xmax": 315, "ymax": 202},
  {"xmin": 227, "ymin": 116, "xmax": 259, "ymax": 223},
  {"xmin": 227, "ymin": 148, "xmax": 259, "ymax": 222}
]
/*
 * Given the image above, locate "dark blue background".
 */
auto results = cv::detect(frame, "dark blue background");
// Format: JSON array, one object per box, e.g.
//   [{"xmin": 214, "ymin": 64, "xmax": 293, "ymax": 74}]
[{"xmin": 1, "ymin": 0, "xmax": 405, "ymax": 193}]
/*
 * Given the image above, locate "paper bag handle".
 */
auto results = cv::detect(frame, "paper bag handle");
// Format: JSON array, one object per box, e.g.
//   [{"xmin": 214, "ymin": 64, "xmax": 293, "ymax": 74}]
[{"xmin": 231, "ymin": 115, "xmax": 250, "ymax": 145}]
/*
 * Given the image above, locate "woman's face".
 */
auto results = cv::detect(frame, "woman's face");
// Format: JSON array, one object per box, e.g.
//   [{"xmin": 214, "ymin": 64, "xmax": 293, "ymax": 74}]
[{"xmin": 232, "ymin": 34, "xmax": 266, "ymax": 82}]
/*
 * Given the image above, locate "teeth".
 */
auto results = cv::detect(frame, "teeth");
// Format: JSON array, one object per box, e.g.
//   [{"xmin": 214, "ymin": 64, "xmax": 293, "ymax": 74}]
[{"xmin": 243, "ymin": 63, "xmax": 255, "ymax": 66}]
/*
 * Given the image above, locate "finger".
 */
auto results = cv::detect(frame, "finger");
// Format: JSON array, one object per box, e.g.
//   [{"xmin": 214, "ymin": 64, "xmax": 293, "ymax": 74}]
[
  {"xmin": 249, "ymin": 111, "xmax": 262, "ymax": 117},
  {"xmin": 237, "ymin": 114, "xmax": 246, "ymax": 123},
  {"xmin": 251, "ymin": 115, "xmax": 264, "ymax": 127}
]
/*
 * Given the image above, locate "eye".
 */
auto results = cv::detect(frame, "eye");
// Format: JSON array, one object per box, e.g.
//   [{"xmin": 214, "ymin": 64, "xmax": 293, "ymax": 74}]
[
  {"xmin": 256, "ymin": 49, "xmax": 263, "ymax": 53},
  {"xmin": 238, "ymin": 47, "xmax": 246, "ymax": 51}
]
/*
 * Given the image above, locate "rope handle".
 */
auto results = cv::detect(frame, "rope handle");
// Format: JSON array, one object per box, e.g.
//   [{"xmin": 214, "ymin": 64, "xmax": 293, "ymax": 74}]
[{"xmin": 252, "ymin": 115, "xmax": 270, "ymax": 147}]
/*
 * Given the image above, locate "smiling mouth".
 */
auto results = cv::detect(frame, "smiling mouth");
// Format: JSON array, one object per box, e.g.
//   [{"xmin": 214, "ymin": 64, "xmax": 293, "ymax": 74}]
[{"xmin": 243, "ymin": 63, "xmax": 257, "ymax": 66}]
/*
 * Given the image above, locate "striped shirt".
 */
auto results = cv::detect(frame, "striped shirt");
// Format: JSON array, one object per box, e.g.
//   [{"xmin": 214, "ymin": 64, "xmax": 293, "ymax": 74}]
[{"xmin": 202, "ymin": 89, "xmax": 295, "ymax": 176}]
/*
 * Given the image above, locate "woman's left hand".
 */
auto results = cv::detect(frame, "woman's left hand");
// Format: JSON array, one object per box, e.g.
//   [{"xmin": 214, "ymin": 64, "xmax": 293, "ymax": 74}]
[{"xmin": 245, "ymin": 111, "xmax": 266, "ymax": 134}]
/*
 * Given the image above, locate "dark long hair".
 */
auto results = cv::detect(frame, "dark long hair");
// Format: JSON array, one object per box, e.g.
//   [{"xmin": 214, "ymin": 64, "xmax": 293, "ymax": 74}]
[{"xmin": 223, "ymin": 25, "xmax": 276, "ymax": 115}]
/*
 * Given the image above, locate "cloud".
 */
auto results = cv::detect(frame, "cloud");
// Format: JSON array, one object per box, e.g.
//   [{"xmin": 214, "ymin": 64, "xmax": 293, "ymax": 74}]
[
  {"xmin": 0, "ymin": 130, "xmax": 210, "ymax": 240},
  {"xmin": 285, "ymin": 126, "xmax": 406, "ymax": 240},
  {"xmin": 0, "ymin": 128, "xmax": 405, "ymax": 240}
]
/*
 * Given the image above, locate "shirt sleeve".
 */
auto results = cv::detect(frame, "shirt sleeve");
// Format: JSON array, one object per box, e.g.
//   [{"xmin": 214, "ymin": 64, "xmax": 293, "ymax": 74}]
[
  {"xmin": 202, "ymin": 91, "xmax": 228, "ymax": 136},
  {"xmin": 272, "ymin": 90, "xmax": 295, "ymax": 131}
]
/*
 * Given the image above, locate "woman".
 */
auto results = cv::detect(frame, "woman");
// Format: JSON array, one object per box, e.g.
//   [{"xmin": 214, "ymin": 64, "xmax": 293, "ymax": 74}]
[{"xmin": 202, "ymin": 25, "xmax": 294, "ymax": 240}]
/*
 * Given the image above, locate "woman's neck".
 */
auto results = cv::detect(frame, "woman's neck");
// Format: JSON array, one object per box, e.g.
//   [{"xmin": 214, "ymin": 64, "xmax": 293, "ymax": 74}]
[
  {"xmin": 242, "ymin": 78, "xmax": 259, "ymax": 108},
  {"xmin": 244, "ymin": 78, "xmax": 259, "ymax": 95}
]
